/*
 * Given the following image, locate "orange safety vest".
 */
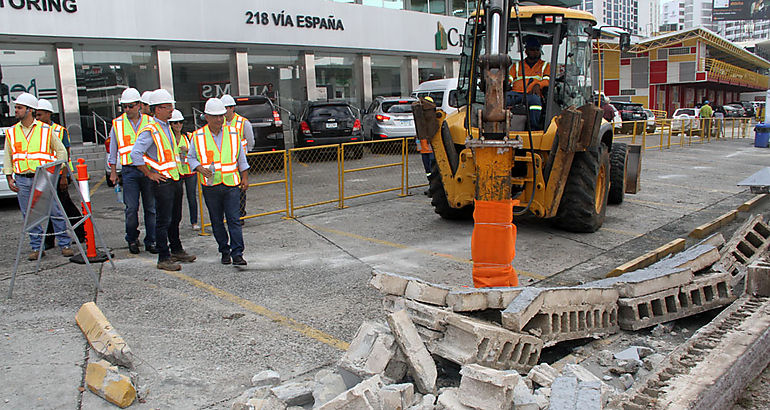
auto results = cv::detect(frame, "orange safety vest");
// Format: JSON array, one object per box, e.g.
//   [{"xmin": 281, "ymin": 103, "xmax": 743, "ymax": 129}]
[
  {"xmin": 6, "ymin": 121, "xmax": 57, "ymax": 174},
  {"xmin": 113, "ymin": 113, "xmax": 154, "ymax": 166},
  {"xmin": 509, "ymin": 59, "xmax": 551, "ymax": 94},
  {"xmin": 418, "ymin": 138, "xmax": 433, "ymax": 154},
  {"xmin": 191, "ymin": 125, "xmax": 241, "ymax": 187},
  {"xmin": 139, "ymin": 122, "xmax": 180, "ymax": 180},
  {"xmin": 227, "ymin": 113, "xmax": 248, "ymax": 152}
]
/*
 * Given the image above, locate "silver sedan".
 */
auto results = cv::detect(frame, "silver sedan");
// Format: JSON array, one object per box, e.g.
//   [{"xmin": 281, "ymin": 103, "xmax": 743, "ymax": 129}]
[{"xmin": 362, "ymin": 97, "xmax": 418, "ymax": 141}]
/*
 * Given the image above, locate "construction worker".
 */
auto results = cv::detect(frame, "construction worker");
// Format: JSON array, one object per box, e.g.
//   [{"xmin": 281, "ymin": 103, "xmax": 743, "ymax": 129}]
[
  {"xmin": 220, "ymin": 94, "xmax": 254, "ymax": 222},
  {"xmin": 169, "ymin": 109, "xmax": 199, "ymax": 231},
  {"xmin": 35, "ymin": 99, "xmax": 86, "ymax": 248},
  {"xmin": 140, "ymin": 91, "xmax": 153, "ymax": 116},
  {"xmin": 506, "ymin": 36, "xmax": 550, "ymax": 130},
  {"xmin": 416, "ymin": 96, "xmax": 436, "ymax": 195},
  {"xmin": 3, "ymin": 92, "xmax": 74, "ymax": 260},
  {"xmin": 131, "ymin": 89, "xmax": 196, "ymax": 272},
  {"xmin": 108, "ymin": 87, "xmax": 157, "ymax": 255},
  {"xmin": 187, "ymin": 98, "xmax": 250, "ymax": 266}
]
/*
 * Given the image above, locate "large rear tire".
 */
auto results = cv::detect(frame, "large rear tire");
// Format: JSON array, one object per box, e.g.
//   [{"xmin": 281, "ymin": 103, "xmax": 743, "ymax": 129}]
[
  {"xmin": 428, "ymin": 163, "xmax": 474, "ymax": 220},
  {"xmin": 552, "ymin": 144, "xmax": 610, "ymax": 233},
  {"xmin": 608, "ymin": 142, "xmax": 627, "ymax": 205}
]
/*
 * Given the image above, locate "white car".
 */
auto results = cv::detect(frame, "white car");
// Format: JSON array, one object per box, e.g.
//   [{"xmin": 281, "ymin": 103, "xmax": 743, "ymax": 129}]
[
  {"xmin": 672, "ymin": 108, "xmax": 700, "ymax": 132},
  {"xmin": 0, "ymin": 149, "xmax": 18, "ymax": 199},
  {"xmin": 411, "ymin": 78, "xmax": 459, "ymax": 115},
  {"xmin": 610, "ymin": 104, "xmax": 622, "ymax": 132},
  {"xmin": 643, "ymin": 109, "xmax": 656, "ymax": 133}
]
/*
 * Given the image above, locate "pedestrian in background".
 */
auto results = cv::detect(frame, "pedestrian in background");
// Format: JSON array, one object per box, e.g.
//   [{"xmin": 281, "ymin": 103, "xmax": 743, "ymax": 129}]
[
  {"xmin": 140, "ymin": 91, "xmax": 153, "ymax": 116},
  {"xmin": 713, "ymin": 105, "xmax": 725, "ymax": 139},
  {"xmin": 699, "ymin": 100, "xmax": 713, "ymax": 137},
  {"xmin": 170, "ymin": 109, "xmax": 199, "ymax": 231},
  {"xmin": 3, "ymin": 93, "xmax": 73, "ymax": 260},
  {"xmin": 220, "ymin": 94, "xmax": 254, "ymax": 223},
  {"xmin": 188, "ymin": 98, "xmax": 250, "ymax": 266},
  {"xmin": 108, "ymin": 88, "xmax": 157, "ymax": 255},
  {"xmin": 131, "ymin": 89, "xmax": 196, "ymax": 271}
]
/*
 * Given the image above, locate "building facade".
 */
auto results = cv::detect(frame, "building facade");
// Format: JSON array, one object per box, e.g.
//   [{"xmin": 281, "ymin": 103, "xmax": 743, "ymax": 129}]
[
  {"xmin": 576, "ymin": 0, "xmax": 647, "ymax": 35},
  {"xmin": 717, "ymin": 20, "xmax": 770, "ymax": 43},
  {"xmin": 0, "ymin": 0, "xmax": 468, "ymax": 143}
]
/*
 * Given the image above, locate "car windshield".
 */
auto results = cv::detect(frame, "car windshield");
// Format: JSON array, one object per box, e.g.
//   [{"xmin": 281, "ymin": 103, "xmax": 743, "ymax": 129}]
[
  {"xmin": 381, "ymin": 102, "xmax": 413, "ymax": 114},
  {"xmin": 309, "ymin": 105, "xmax": 353, "ymax": 120},
  {"xmin": 235, "ymin": 101, "xmax": 273, "ymax": 120},
  {"xmin": 677, "ymin": 109, "xmax": 695, "ymax": 116}
]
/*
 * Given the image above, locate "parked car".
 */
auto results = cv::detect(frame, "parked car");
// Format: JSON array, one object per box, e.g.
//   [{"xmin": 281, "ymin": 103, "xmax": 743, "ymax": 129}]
[
  {"xmin": 233, "ymin": 95, "xmax": 286, "ymax": 153},
  {"xmin": 723, "ymin": 105, "xmax": 743, "ymax": 118},
  {"xmin": 0, "ymin": 129, "xmax": 15, "ymax": 199},
  {"xmin": 294, "ymin": 101, "xmax": 364, "ymax": 159},
  {"xmin": 728, "ymin": 101, "xmax": 755, "ymax": 118},
  {"xmin": 643, "ymin": 109, "xmax": 656, "ymax": 133},
  {"xmin": 411, "ymin": 78, "xmax": 459, "ymax": 115},
  {"xmin": 362, "ymin": 96, "xmax": 417, "ymax": 142},
  {"xmin": 725, "ymin": 103, "xmax": 746, "ymax": 118},
  {"xmin": 609, "ymin": 101, "xmax": 646, "ymax": 134},
  {"xmin": 671, "ymin": 108, "xmax": 699, "ymax": 131}
]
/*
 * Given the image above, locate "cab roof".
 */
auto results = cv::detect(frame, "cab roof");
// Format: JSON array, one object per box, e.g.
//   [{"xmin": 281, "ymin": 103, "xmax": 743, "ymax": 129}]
[{"xmin": 470, "ymin": 5, "xmax": 597, "ymax": 24}]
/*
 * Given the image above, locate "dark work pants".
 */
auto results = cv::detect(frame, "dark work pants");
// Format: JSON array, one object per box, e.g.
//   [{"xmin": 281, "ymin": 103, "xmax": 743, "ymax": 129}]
[
  {"xmin": 45, "ymin": 179, "xmax": 86, "ymax": 249},
  {"xmin": 122, "ymin": 165, "xmax": 156, "ymax": 247},
  {"xmin": 240, "ymin": 190, "xmax": 247, "ymax": 218},
  {"xmin": 152, "ymin": 179, "xmax": 183, "ymax": 261},
  {"xmin": 182, "ymin": 174, "xmax": 198, "ymax": 225},
  {"xmin": 202, "ymin": 184, "xmax": 244, "ymax": 257}
]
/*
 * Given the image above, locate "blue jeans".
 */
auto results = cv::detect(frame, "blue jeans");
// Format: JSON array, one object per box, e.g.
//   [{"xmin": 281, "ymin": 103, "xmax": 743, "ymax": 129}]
[
  {"xmin": 15, "ymin": 174, "xmax": 71, "ymax": 251},
  {"xmin": 202, "ymin": 184, "xmax": 244, "ymax": 257},
  {"xmin": 506, "ymin": 92, "xmax": 543, "ymax": 129},
  {"xmin": 122, "ymin": 166, "xmax": 156, "ymax": 247},
  {"xmin": 182, "ymin": 174, "xmax": 198, "ymax": 225},
  {"xmin": 152, "ymin": 179, "xmax": 184, "ymax": 261}
]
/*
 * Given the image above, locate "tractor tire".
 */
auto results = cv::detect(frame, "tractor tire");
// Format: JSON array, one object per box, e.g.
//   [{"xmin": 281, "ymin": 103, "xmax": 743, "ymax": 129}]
[
  {"xmin": 552, "ymin": 144, "xmax": 610, "ymax": 233},
  {"xmin": 428, "ymin": 163, "xmax": 474, "ymax": 220},
  {"xmin": 608, "ymin": 142, "xmax": 628, "ymax": 205}
]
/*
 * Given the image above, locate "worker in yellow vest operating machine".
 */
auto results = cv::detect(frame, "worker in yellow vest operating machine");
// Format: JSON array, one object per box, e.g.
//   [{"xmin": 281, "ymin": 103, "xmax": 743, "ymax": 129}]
[
  {"xmin": 131, "ymin": 89, "xmax": 196, "ymax": 272},
  {"xmin": 187, "ymin": 98, "xmax": 250, "ymax": 266},
  {"xmin": 220, "ymin": 94, "xmax": 254, "ymax": 223},
  {"xmin": 506, "ymin": 36, "xmax": 550, "ymax": 130},
  {"xmin": 3, "ymin": 92, "xmax": 74, "ymax": 261},
  {"xmin": 108, "ymin": 87, "xmax": 157, "ymax": 255}
]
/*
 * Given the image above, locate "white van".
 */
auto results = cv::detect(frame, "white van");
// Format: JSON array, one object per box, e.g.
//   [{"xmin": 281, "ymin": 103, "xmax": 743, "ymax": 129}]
[{"xmin": 411, "ymin": 78, "xmax": 459, "ymax": 115}]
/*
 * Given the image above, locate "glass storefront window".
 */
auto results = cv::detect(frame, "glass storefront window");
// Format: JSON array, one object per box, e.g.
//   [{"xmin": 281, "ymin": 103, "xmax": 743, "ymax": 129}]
[
  {"xmin": 429, "ymin": 0, "xmax": 446, "ymax": 15},
  {"xmin": 371, "ymin": 55, "xmax": 406, "ymax": 98},
  {"xmin": 74, "ymin": 45, "xmax": 156, "ymax": 142},
  {"xmin": 452, "ymin": 0, "xmax": 473, "ymax": 17},
  {"xmin": 418, "ymin": 58, "xmax": 446, "ymax": 83},
  {"xmin": 315, "ymin": 53, "xmax": 359, "ymax": 107},
  {"xmin": 171, "ymin": 50, "xmax": 231, "ymax": 122},
  {"xmin": 248, "ymin": 51, "xmax": 305, "ymax": 119},
  {"xmin": 410, "ymin": 0, "xmax": 429, "ymax": 12},
  {"xmin": 363, "ymin": 0, "xmax": 404, "ymax": 8}
]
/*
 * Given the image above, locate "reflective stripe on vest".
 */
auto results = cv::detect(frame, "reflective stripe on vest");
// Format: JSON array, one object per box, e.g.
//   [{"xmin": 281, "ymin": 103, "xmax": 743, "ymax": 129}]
[
  {"xmin": 192, "ymin": 125, "xmax": 241, "ymax": 187},
  {"xmin": 6, "ymin": 121, "xmax": 56, "ymax": 174},
  {"xmin": 228, "ymin": 114, "xmax": 248, "ymax": 152},
  {"xmin": 139, "ymin": 122, "xmax": 180, "ymax": 180},
  {"xmin": 510, "ymin": 60, "xmax": 550, "ymax": 93},
  {"xmin": 176, "ymin": 132, "xmax": 193, "ymax": 175},
  {"xmin": 114, "ymin": 114, "xmax": 154, "ymax": 166},
  {"xmin": 50, "ymin": 123, "xmax": 74, "ymax": 172}
]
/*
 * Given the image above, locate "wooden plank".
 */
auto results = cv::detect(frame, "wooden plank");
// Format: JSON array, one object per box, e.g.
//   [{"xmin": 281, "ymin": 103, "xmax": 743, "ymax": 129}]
[
  {"xmin": 738, "ymin": 194, "xmax": 768, "ymax": 212},
  {"xmin": 689, "ymin": 210, "xmax": 739, "ymax": 239},
  {"xmin": 607, "ymin": 238, "xmax": 686, "ymax": 278}
]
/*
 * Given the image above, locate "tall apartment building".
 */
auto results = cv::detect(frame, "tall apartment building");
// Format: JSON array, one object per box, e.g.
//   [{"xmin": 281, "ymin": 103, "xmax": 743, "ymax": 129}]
[
  {"xmin": 682, "ymin": 0, "xmax": 715, "ymax": 31},
  {"xmin": 576, "ymin": 0, "xmax": 653, "ymax": 36},
  {"xmin": 717, "ymin": 21, "xmax": 770, "ymax": 43}
]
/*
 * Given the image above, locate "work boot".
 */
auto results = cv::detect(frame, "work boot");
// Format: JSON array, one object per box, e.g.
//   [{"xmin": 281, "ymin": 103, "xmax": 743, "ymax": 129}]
[
  {"xmin": 27, "ymin": 250, "xmax": 45, "ymax": 261},
  {"xmin": 171, "ymin": 251, "xmax": 196, "ymax": 263},
  {"xmin": 221, "ymin": 253, "xmax": 232, "ymax": 265},
  {"xmin": 146, "ymin": 244, "xmax": 159, "ymax": 254},
  {"xmin": 128, "ymin": 241, "xmax": 140, "ymax": 254},
  {"xmin": 232, "ymin": 255, "xmax": 247, "ymax": 266},
  {"xmin": 61, "ymin": 246, "xmax": 74, "ymax": 257},
  {"xmin": 157, "ymin": 259, "xmax": 181, "ymax": 271}
]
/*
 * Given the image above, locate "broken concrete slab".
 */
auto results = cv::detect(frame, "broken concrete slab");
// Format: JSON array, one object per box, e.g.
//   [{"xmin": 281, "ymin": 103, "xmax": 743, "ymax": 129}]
[
  {"xmin": 271, "ymin": 382, "xmax": 314, "ymax": 407},
  {"xmin": 459, "ymin": 364, "xmax": 520, "ymax": 410},
  {"xmin": 746, "ymin": 258, "xmax": 770, "ymax": 297},
  {"xmin": 84, "ymin": 359, "xmax": 136, "ymax": 408},
  {"xmin": 614, "ymin": 347, "xmax": 640, "ymax": 361},
  {"xmin": 583, "ymin": 266, "xmax": 694, "ymax": 298},
  {"xmin": 408, "ymin": 393, "xmax": 436, "ymax": 410},
  {"xmin": 436, "ymin": 387, "xmax": 472, "ymax": 409},
  {"xmin": 252, "ymin": 370, "xmax": 281, "ymax": 388},
  {"xmin": 387, "ymin": 310, "xmax": 438, "ymax": 394},
  {"xmin": 317, "ymin": 375, "xmax": 385, "ymax": 410},
  {"xmin": 370, "ymin": 271, "xmax": 418, "ymax": 296},
  {"xmin": 513, "ymin": 382, "xmax": 539, "ymax": 410},
  {"xmin": 313, "ymin": 370, "xmax": 348, "ymax": 408},
  {"xmin": 549, "ymin": 376, "xmax": 601, "ymax": 410},
  {"xmin": 521, "ymin": 303, "xmax": 619, "ymax": 346},
  {"xmin": 650, "ymin": 243, "xmax": 720, "ymax": 273},
  {"xmin": 713, "ymin": 214, "xmax": 770, "ymax": 287},
  {"xmin": 527, "ymin": 363, "xmax": 559, "ymax": 387},
  {"xmin": 445, "ymin": 287, "xmax": 523, "ymax": 312},
  {"xmin": 501, "ymin": 288, "xmax": 545, "ymax": 332},
  {"xmin": 404, "ymin": 280, "xmax": 452, "ymax": 306},
  {"xmin": 380, "ymin": 383, "xmax": 415, "ymax": 410},
  {"xmin": 338, "ymin": 321, "xmax": 401, "ymax": 380},
  {"xmin": 76, "ymin": 302, "xmax": 133, "ymax": 368},
  {"xmin": 383, "ymin": 296, "xmax": 449, "ymax": 331},
  {"xmin": 696, "ymin": 232, "xmax": 726, "ymax": 249}
]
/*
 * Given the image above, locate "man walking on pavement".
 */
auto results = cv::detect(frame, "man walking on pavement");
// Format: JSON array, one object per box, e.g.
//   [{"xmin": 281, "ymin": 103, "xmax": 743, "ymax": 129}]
[
  {"xmin": 36, "ymin": 99, "xmax": 86, "ymax": 248},
  {"xmin": 131, "ymin": 89, "xmax": 196, "ymax": 272},
  {"xmin": 108, "ymin": 88, "xmax": 157, "ymax": 255},
  {"xmin": 3, "ymin": 92, "xmax": 74, "ymax": 260},
  {"xmin": 220, "ymin": 94, "xmax": 254, "ymax": 222},
  {"xmin": 187, "ymin": 98, "xmax": 250, "ymax": 266}
]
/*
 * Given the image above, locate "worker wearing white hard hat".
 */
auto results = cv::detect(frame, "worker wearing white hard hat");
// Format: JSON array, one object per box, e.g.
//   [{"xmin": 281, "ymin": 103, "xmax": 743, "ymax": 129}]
[
  {"xmin": 4, "ymin": 92, "xmax": 72, "ymax": 260},
  {"xmin": 108, "ymin": 87, "xmax": 157, "ymax": 255},
  {"xmin": 169, "ymin": 109, "xmax": 199, "ymax": 231},
  {"xmin": 132, "ymin": 89, "xmax": 196, "ymax": 271},
  {"xmin": 220, "ymin": 94, "xmax": 254, "ymax": 222},
  {"xmin": 187, "ymin": 97, "xmax": 250, "ymax": 266},
  {"xmin": 140, "ymin": 91, "xmax": 153, "ymax": 115}
]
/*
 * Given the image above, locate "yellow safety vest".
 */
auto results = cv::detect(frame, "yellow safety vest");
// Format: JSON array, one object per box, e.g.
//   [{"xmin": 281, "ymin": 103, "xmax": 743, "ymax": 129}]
[
  {"xmin": 49, "ymin": 122, "xmax": 74, "ymax": 172},
  {"xmin": 176, "ymin": 132, "xmax": 193, "ymax": 175},
  {"xmin": 139, "ymin": 122, "xmax": 180, "ymax": 181},
  {"xmin": 192, "ymin": 125, "xmax": 241, "ymax": 187},
  {"xmin": 228, "ymin": 113, "xmax": 248, "ymax": 152},
  {"xmin": 113, "ymin": 113, "xmax": 154, "ymax": 166},
  {"xmin": 6, "ymin": 121, "xmax": 57, "ymax": 174}
]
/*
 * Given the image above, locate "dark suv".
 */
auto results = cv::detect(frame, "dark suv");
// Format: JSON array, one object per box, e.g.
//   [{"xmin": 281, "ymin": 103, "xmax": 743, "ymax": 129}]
[
  {"xmin": 728, "ymin": 101, "xmax": 755, "ymax": 118},
  {"xmin": 609, "ymin": 101, "xmax": 647, "ymax": 134},
  {"xmin": 233, "ymin": 95, "xmax": 285, "ymax": 152},
  {"xmin": 295, "ymin": 101, "xmax": 363, "ymax": 159}
]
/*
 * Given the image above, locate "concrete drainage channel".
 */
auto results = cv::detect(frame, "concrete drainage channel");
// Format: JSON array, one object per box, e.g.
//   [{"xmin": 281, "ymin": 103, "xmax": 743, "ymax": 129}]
[{"xmin": 224, "ymin": 209, "xmax": 770, "ymax": 409}]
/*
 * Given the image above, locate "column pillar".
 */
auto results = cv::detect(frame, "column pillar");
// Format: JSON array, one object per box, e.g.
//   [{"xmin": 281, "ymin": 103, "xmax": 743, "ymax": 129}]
[
  {"xmin": 402, "ymin": 56, "xmax": 419, "ymax": 95},
  {"xmin": 230, "ymin": 50, "xmax": 250, "ymax": 96},
  {"xmin": 55, "ymin": 45, "xmax": 82, "ymax": 144},
  {"xmin": 355, "ymin": 54, "xmax": 373, "ymax": 109},
  {"xmin": 445, "ymin": 59, "xmax": 460, "ymax": 78},
  {"xmin": 303, "ymin": 52, "xmax": 317, "ymax": 101},
  {"xmin": 156, "ymin": 48, "xmax": 174, "ymax": 97}
]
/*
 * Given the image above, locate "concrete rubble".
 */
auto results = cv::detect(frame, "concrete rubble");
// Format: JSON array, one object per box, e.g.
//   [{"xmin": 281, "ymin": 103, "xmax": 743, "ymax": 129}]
[{"xmin": 713, "ymin": 215, "xmax": 770, "ymax": 288}]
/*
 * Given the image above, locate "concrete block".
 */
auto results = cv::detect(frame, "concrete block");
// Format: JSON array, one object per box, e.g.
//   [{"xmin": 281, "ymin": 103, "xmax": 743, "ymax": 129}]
[
  {"xmin": 586, "ymin": 266, "xmax": 694, "ymax": 298},
  {"xmin": 527, "ymin": 363, "xmax": 559, "ymax": 387},
  {"xmin": 459, "ymin": 364, "xmax": 520, "ymax": 410},
  {"xmin": 562, "ymin": 364, "xmax": 612, "ymax": 403},
  {"xmin": 404, "ymin": 280, "xmax": 451, "ymax": 306},
  {"xmin": 548, "ymin": 376, "xmax": 577, "ymax": 410},
  {"xmin": 514, "ymin": 382, "xmax": 539, "ymax": 410},
  {"xmin": 252, "ymin": 370, "xmax": 281, "ymax": 387},
  {"xmin": 618, "ymin": 271, "xmax": 735, "ymax": 331},
  {"xmin": 380, "ymin": 383, "xmax": 415, "ymax": 410},
  {"xmin": 387, "ymin": 310, "xmax": 438, "ymax": 394},
  {"xmin": 85, "ymin": 359, "xmax": 136, "ymax": 408},
  {"xmin": 313, "ymin": 370, "xmax": 348, "ymax": 408},
  {"xmin": 271, "ymin": 382, "xmax": 314, "ymax": 407},
  {"xmin": 533, "ymin": 391, "xmax": 550, "ymax": 409},
  {"xmin": 338, "ymin": 321, "xmax": 399, "ymax": 379},
  {"xmin": 408, "ymin": 394, "xmax": 436, "ymax": 410},
  {"xmin": 576, "ymin": 381, "xmax": 601, "ymax": 409},
  {"xmin": 318, "ymin": 375, "xmax": 384, "ymax": 410},
  {"xmin": 76, "ymin": 302, "xmax": 133, "ymax": 368},
  {"xmin": 613, "ymin": 347, "xmax": 640, "ymax": 361},
  {"xmin": 713, "ymin": 214, "xmax": 770, "ymax": 287},
  {"xmin": 747, "ymin": 259, "xmax": 770, "ymax": 297},
  {"xmin": 383, "ymin": 296, "xmax": 449, "ymax": 331},
  {"xmin": 651, "ymin": 244, "xmax": 720, "ymax": 273},
  {"xmin": 500, "ymin": 287, "xmax": 545, "ymax": 332},
  {"xmin": 436, "ymin": 387, "xmax": 472, "ymax": 409},
  {"xmin": 370, "ymin": 271, "xmax": 416, "ymax": 296},
  {"xmin": 445, "ymin": 289, "xmax": 489, "ymax": 312},
  {"xmin": 523, "ymin": 303, "xmax": 619, "ymax": 346}
]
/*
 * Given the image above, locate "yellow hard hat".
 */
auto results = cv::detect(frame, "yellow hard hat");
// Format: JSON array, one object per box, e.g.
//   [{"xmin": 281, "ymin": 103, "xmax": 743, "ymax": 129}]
[{"xmin": 424, "ymin": 96, "xmax": 434, "ymax": 103}]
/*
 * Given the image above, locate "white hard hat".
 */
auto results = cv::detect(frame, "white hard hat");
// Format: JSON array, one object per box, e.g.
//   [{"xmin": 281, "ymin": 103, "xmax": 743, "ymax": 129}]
[
  {"xmin": 120, "ymin": 88, "xmax": 142, "ymax": 104},
  {"xmin": 220, "ymin": 94, "xmax": 236, "ymax": 107},
  {"xmin": 204, "ymin": 98, "xmax": 227, "ymax": 116},
  {"xmin": 170, "ymin": 109, "xmax": 184, "ymax": 122},
  {"xmin": 148, "ymin": 89, "xmax": 175, "ymax": 106},
  {"xmin": 140, "ymin": 91, "xmax": 153, "ymax": 104},
  {"xmin": 36, "ymin": 98, "xmax": 54, "ymax": 113},
  {"xmin": 14, "ymin": 92, "xmax": 38, "ymax": 109}
]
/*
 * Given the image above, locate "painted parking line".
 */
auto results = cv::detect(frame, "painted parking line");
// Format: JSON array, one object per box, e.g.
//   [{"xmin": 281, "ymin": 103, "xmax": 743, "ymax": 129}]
[
  {"xmin": 129, "ymin": 255, "xmax": 349, "ymax": 351},
  {"xmin": 90, "ymin": 175, "xmax": 106, "ymax": 196},
  {"xmin": 306, "ymin": 224, "xmax": 547, "ymax": 281}
]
